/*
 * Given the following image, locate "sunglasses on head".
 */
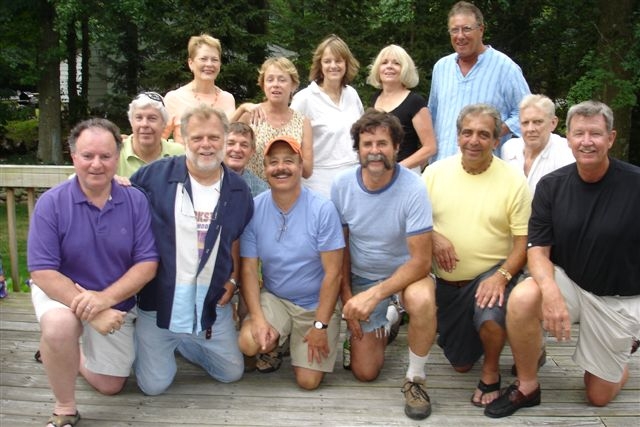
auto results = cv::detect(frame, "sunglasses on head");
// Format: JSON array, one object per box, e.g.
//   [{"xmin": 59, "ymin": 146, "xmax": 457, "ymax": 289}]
[{"xmin": 137, "ymin": 91, "xmax": 165, "ymax": 106}]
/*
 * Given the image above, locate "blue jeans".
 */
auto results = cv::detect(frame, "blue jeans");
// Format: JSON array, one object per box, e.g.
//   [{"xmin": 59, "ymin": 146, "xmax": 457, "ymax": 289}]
[
  {"xmin": 134, "ymin": 306, "xmax": 243, "ymax": 395},
  {"xmin": 351, "ymin": 274, "xmax": 392, "ymax": 334}
]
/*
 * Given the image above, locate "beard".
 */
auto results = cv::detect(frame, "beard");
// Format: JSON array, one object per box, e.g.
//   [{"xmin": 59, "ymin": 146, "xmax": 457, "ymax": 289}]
[{"xmin": 186, "ymin": 146, "xmax": 224, "ymax": 173}]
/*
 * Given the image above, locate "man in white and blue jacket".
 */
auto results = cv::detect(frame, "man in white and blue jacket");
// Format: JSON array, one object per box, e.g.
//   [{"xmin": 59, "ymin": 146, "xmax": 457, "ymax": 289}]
[{"xmin": 131, "ymin": 105, "xmax": 253, "ymax": 395}]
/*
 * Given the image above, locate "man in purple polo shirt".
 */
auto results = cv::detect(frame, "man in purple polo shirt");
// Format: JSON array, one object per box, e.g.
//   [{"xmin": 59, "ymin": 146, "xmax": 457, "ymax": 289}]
[{"xmin": 28, "ymin": 118, "xmax": 159, "ymax": 427}]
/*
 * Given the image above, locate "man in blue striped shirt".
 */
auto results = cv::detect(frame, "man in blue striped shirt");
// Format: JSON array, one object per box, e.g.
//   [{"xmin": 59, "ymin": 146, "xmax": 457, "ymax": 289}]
[{"xmin": 428, "ymin": 1, "xmax": 530, "ymax": 163}]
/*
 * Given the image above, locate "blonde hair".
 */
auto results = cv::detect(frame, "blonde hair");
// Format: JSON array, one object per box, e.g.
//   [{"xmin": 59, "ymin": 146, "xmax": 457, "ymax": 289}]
[
  {"xmin": 257, "ymin": 57, "xmax": 300, "ymax": 91},
  {"xmin": 309, "ymin": 34, "xmax": 359, "ymax": 86},
  {"xmin": 187, "ymin": 33, "xmax": 221, "ymax": 59},
  {"xmin": 366, "ymin": 44, "xmax": 419, "ymax": 89}
]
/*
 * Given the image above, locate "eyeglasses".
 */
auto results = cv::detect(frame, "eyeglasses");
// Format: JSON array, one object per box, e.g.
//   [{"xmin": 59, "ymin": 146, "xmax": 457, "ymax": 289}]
[
  {"xmin": 276, "ymin": 212, "xmax": 287, "ymax": 242},
  {"xmin": 448, "ymin": 24, "xmax": 481, "ymax": 36},
  {"xmin": 137, "ymin": 91, "xmax": 165, "ymax": 106}
]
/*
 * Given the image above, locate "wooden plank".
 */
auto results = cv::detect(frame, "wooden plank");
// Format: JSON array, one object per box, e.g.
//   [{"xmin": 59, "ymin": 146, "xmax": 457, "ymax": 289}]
[
  {"xmin": 0, "ymin": 165, "xmax": 74, "ymax": 188},
  {"xmin": 1, "ymin": 293, "xmax": 639, "ymax": 426}
]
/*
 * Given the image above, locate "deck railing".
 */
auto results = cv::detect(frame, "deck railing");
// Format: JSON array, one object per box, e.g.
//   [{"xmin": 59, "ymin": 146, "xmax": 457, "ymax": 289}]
[{"xmin": 0, "ymin": 165, "xmax": 74, "ymax": 291}]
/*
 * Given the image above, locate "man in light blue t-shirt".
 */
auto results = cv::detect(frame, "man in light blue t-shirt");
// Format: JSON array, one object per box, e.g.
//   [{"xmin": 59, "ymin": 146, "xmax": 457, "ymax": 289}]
[
  {"xmin": 239, "ymin": 135, "xmax": 344, "ymax": 390},
  {"xmin": 331, "ymin": 110, "xmax": 436, "ymax": 421}
]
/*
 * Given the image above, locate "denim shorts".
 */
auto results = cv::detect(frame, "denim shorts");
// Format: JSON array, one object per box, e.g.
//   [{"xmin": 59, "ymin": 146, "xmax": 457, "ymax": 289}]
[{"xmin": 351, "ymin": 274, "xmax": 392, "ymax": 334}]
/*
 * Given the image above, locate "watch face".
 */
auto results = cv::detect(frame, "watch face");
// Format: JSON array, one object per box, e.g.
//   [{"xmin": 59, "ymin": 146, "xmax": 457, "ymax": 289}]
[{"xmin": 314, "ymin": 321, "xmax": 326, "ymax": 329}]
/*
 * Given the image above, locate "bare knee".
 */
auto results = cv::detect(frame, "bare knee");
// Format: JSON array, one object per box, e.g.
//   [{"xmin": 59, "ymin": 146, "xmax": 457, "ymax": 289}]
[
  {"xmin": 295, "ymin": 370, "xmax": 324, "ymax": 390},
  {"xmin": 92, "ymin": 377, "xmax": 127, "ymax": 395},
  {"xmin": 40, "ymin": 310, "xmax": 82, "ymax": 351},
  {"xmin": 402, "ymin": 278, "xmax": 436, "ymax": 317},
  {"xmin": 584, "ymin": 370, "xmax": 625, "ymax": 407},
  {"xmin": 453, "ymin": 363, "xmax": 473, "ymax": 373},
  {"xmin": 508, "ymin": 279, "xmax": 542, "ymax": 317},
  {"xmin": 237, "ymin": 323, "xmax": 258, "ymax": 356},
  {"xmin": 351, "ymin": 364, "xmax": 381, "ymax": 382},
  {"xmin": 586, "ymin": 388, "xmax": 615, "ymax": 407}
]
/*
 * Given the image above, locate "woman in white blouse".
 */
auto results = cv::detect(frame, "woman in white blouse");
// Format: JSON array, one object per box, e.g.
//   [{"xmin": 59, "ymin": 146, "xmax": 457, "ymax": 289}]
[{"xmin": 291, "ymin": 35, "xmax": 364, "ymax": 198}]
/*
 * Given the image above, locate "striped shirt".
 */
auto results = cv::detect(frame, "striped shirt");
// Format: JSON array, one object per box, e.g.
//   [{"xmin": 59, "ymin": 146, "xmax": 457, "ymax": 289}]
[{"xmin": 428, "ymin": 46, "xmax": 530, "ymax": 162}]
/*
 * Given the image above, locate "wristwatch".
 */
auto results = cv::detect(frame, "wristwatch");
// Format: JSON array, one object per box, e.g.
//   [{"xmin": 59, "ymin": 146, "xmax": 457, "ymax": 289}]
[
  {"xmin": 313, "ymin": 320, "xmax": 329, "ymax": 330},
  {"xmin": 497, "ymin": 267, "xmax": 512, "ymax": 282}
]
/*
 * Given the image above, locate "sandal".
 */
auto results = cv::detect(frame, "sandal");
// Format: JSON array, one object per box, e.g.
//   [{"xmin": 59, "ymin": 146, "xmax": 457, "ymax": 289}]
[
  {"xmin": 471, "ymin": 375, "xmax": 501, "ymax": 407},
  {"xmin": 256, "ymin": 350, "xmax": 283, "ymax": 373},
  {"xmin": 47, "ymin": 411, "xmax": 80, "ymax": 427},
  {"xmin": 35, "ymin": 350, "xmax": 42, "ymax": 363}
]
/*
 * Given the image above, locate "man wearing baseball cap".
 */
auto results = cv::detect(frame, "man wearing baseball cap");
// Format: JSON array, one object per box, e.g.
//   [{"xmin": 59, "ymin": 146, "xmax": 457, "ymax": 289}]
[{"xmin": 238, "ymin": 135, "xmax": 345, "ymax": 390}]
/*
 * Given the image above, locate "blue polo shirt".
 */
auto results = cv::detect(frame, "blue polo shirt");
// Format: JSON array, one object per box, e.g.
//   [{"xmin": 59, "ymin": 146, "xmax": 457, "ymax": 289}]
[{"xmin": 27, "ymin": 177, "xmax": 159, "ymax": 312}]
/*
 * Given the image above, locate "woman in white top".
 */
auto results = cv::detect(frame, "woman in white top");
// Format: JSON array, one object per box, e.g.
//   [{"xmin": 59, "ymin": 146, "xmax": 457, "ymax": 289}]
[
  {"xmin": 290, "ymin": 34, "xmax": 364, "ymax": 198},
  {"xmin": 162, "ymin": 34, "xmax": 236, "ymax": 143}
]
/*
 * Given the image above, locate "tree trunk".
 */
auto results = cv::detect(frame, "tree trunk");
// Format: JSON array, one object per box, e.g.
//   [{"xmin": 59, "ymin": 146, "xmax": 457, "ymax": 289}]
[
  {"xmin": 80, "ymin": 15, "xmax": 90, "ymax": 117},
  {"xmin": 67, "ymin": 18, "xmax": 80, "ymax": 125},
  {"xmin": 37, "ymin": 0, "xmax": 63, "ymax": 164}
]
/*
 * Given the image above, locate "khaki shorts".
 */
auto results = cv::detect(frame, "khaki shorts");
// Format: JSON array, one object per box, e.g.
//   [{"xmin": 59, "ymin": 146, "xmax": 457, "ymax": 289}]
[
  {"xmin": 31, "ymin": 284, "xmax": 136, "ymax": 377},
  {"xmin": 555, "ymin": 266, "xmax": 640, "ymax": 382},
  {"xmin": 260, "ymin": 291, "xmax": 341, "ymax": 373}
]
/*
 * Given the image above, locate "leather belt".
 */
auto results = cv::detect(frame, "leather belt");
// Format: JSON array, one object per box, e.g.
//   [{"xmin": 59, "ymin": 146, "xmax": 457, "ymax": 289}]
[{"xmin": 438, "ymin": 278, "xmax": 472, "ymax": 288}]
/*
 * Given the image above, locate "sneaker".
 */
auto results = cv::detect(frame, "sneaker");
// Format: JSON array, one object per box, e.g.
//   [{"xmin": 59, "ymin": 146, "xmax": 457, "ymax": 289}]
[{"xmin": 401, "ymin": 377, "xmax": 432, "ymax": 420}]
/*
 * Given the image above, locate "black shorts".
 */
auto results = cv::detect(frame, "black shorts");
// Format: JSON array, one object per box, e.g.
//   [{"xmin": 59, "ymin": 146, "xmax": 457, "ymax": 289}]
[{"xmin": 436, "ymin": 263, "xmax": 517, "ymax": 366}]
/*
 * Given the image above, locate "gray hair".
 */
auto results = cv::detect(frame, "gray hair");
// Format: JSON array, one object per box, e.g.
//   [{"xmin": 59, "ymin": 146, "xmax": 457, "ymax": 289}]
[
  {"xmin": 456, "ymin": 103, "xmax": 502, "ymax": 140},
  {"xmin": 566, "ymin": 100, "xmax": 614, "ymax": 133},
  {"xmin": 519, "ymin": 94, "xmax": 556, "ymax": 118},
  {"xmin": 449, "ymin": 1, "xmax": 485, "ymax": 26},
  {"xmin": 127, "ymin": 92, "xmax": 169, "ymax": 124},
  {"xmin": 68, "ymin": 118, "xmax": 122, "ymax": 154},
  {"xmin": 180, "ymin": 105, "xmax": 229, "ymax": 140}
]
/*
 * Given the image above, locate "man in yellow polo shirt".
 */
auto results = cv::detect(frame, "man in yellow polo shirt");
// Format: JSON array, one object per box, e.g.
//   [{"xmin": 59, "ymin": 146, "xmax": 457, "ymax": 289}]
[
  {"xmin": 423, "ymin": 103, "xmax": 531, "ymax": 409},
  {"xmin": 118, "ymin": 92, "xmax": 184, "ymax": 177}
]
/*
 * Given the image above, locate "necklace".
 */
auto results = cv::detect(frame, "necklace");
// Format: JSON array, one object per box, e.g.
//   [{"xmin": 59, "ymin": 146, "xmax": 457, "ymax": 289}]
[
  {"xmin": 462, "ymin": 155, "xmax": 493, "ymax": 175},
  {"xmin": 192, "ymin": 85, "xmax": 220, "ymax": 107},
  {"xmin": 268, "ymin": 108, "xmax": 291, "ymax": 127}
]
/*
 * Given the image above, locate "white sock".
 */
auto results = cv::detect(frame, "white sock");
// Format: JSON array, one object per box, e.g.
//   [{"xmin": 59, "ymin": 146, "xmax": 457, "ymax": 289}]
[{"xmin": 405, "ymin": 348, "xmax": 429, "ymax": 380}]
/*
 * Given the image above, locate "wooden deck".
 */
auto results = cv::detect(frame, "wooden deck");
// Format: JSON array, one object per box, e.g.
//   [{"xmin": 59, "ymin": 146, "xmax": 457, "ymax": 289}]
[{"xmin": 1, "ymin": 292, "xmax": 638, "ymax": 426}]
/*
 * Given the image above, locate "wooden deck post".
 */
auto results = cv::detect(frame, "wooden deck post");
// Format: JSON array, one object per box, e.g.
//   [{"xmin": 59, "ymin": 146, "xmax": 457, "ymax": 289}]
[{"xmin": 1, "ymin": 165, "xmax": 74, "ymax": 292}]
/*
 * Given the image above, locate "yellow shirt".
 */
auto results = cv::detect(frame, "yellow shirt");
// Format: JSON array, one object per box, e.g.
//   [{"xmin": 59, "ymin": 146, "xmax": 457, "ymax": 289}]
[
  {"xmin": 117, "ymin": 135, "xmax": 185, "ymax": 177},
  {"xmin": 422, "ymin": 154, "xmax": 531, "ymax": 280}
]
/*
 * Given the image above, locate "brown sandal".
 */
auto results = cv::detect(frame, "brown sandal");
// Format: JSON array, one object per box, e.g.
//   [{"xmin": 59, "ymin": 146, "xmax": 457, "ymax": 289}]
[
  {"xmin": 255, "ymin": 350, "xmax": 283, "ymax": 373},
  {"xmin": 47, "ymin": 411, "xmax": 80, "ymax": 427}
]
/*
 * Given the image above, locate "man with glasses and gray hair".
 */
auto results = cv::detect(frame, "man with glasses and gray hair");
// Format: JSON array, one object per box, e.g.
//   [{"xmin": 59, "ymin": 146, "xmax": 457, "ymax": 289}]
[
  {"xmin": 118, "ymin": 92, "xmax": 184, "ymax": 177},
  {"xmin": 238, "ymin": 135, "xmax": 344, "ymax": 390},
  {"xmin": 428, "ymin": 1, "xmax": 530, "ymax": 162},
  {"xmin": 130, "ymin": 105, "xmax": 254, "ymax": 395}
]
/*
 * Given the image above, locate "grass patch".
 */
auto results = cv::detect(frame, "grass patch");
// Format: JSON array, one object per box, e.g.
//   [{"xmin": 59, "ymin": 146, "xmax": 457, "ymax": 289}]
[{"xmin": 0, "ymin": 202, "xmax": 30, "ymax": 292}]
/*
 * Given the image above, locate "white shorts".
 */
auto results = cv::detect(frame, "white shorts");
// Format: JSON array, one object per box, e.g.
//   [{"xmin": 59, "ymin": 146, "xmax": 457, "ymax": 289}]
[
  {"xmin": 31, "ymin": 284, "xmax": 136, "ymax": 377},
  {"xmin": 555, "ymin": 266, "xmax": 640, "ymax": 382}
]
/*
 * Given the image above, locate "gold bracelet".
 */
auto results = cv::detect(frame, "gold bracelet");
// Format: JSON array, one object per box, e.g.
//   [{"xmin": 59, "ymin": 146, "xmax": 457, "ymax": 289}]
[{"xmin": 497, "ymin": 267, "xmax": 512, "ymax": 282}]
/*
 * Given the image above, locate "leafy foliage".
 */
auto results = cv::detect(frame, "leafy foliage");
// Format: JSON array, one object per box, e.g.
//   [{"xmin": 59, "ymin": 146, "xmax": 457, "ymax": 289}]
[{"xmin": 0, "ymin": 0, "xmax": 638, "ymax": 163}]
